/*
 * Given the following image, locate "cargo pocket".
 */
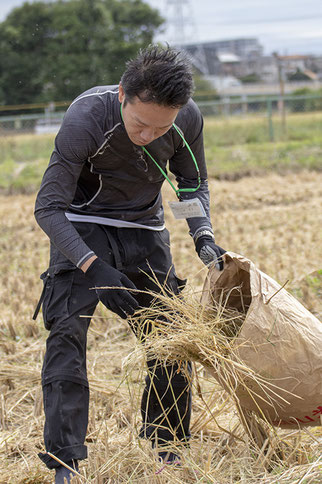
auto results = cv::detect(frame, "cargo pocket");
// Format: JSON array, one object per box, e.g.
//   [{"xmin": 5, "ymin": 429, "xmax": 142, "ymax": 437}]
[{"xmin": 33, "ymin": 262, "xmax": 77, "ymax": 330}]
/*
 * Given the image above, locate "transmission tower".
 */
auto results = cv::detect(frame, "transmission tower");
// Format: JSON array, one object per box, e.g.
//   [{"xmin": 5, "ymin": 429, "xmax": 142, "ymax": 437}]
[
  {"xmin": 165, "ymin": 0, "xmax": 194, "ymax": 47},
  {"xmin": 164, "ymin": 0, "xmax": 209, "ymax": 75}
]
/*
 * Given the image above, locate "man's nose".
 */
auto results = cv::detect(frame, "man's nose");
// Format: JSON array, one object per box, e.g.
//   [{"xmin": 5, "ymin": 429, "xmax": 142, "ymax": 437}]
[{"xmin": 140, "ymin": 128, "xmax": 155, "ymax": 143}]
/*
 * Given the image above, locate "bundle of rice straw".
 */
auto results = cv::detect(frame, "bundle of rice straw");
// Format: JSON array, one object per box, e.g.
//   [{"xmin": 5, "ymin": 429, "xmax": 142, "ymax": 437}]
[
  {"xmin": 128, "ymin": 282, "xmax": 278, "ymax": 436},
  {"xmin": 131, "ymin": 287, "xmax": 244, "ymax": 366},
  {"xmin": 126, "ymin": 252, "xmax": 322, "ymax": 449},
  {"xmin": 125, "ymin": 282, "xmax": 278, "ymax": 448}
]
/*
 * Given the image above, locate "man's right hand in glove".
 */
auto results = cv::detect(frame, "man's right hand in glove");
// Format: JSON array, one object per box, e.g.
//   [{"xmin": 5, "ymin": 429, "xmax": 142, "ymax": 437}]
[
  {"xmin": 194, "ymin": 230, "xmax": 226, "ymax": 271},
  {"xmin": 83, "ymin": 257, "xmax": 139, "ymax": 319}
]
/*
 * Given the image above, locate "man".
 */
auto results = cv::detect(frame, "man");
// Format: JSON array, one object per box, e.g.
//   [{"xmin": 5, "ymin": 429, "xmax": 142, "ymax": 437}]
[{"xmin": 34, "ymin": 45, "xmax": 225, "ymax": 483}]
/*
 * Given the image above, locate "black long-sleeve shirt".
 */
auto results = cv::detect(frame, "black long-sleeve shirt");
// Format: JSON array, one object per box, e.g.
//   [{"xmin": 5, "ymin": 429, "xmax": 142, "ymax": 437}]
[{"xmin": 35, "ymin": 85, "xmax": 213, "ymax": 267}]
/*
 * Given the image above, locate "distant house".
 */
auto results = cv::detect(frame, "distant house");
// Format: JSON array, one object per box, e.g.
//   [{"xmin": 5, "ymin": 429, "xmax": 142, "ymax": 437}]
[
  {"xmin": 182, "ymin": 39, "xmax": 322, "ymax": 93},
  {"xmin": 306, "ymin": 56, "xmax": 322, "ymax": 80},
  {"xmin": 276, "ymin": 55, "xmax": 320, "ymax": 84},
  {"xmin": 183, "ymin": 38, "xmax": 263, "ymax": 76},
  {"xmin": 277, "ymin": 55, "xmax": 309, "ymax": 73},
  {"xmin": 242, "ymin": 56, "xmax": 281, "ymax": 83},
  {"xmin": 216, "ymin": 52, "xmax": 241, "ymax": 77}
]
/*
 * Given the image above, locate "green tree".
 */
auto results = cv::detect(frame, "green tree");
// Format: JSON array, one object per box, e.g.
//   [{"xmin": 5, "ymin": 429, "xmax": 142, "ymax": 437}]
[
  {"xmin": 0, "ymin": 0, "xmax": 163, "ymax": 105},
  {"xmin": 238, "ymin": 73, "xmax": 261, "ymax": 84},
  {"xmin": 0, "ymin": 2, "xmax": 51, "ymax": 105},
  {"xmin": 192, "ymin": 74, "xmax": 218, "ymax": 102}
]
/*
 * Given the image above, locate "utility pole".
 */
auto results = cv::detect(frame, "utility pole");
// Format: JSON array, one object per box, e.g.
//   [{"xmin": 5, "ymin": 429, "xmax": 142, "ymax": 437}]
[{"xmin": 274, "ymin": 52, "xmax": 287, "ymax": 137}]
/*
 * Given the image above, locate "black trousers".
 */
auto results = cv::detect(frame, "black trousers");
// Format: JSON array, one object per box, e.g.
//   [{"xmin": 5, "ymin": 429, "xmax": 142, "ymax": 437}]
[{"xmin": 37, "ymin": 223, "xmax": 191, "ymax": 469}]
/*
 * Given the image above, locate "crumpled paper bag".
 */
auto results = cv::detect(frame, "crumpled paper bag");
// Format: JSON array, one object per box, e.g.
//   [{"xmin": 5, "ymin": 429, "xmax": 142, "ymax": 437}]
[{"xmin": 201, "ymin": 252, "xmax": 322, "ymax": 428}]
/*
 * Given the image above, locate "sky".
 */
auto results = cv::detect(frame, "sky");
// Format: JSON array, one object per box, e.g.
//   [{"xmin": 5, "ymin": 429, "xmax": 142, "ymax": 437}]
[{"xmin": 0, "ymin": 0, "xmax": 322, "ymax": 56}]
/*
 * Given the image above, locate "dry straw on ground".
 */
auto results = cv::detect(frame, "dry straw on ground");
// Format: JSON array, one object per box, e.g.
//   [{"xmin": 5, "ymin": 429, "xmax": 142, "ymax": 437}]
[
  {"xmin": 0, "ymin": 172, "xmax": 322, "ymax": 483},
  {"xmin": 127, "ymin": 279, "xmax": 322, "ymax": 456}
]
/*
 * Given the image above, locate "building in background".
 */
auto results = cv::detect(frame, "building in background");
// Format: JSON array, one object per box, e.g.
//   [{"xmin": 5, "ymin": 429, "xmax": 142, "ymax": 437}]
[
  {"xmin": 181, "ymin": 38, "xmax": 322, "ymax": 94},
  {"xmin": 183, "ymin": 38, "xmax": 263, "ymax": 75}
]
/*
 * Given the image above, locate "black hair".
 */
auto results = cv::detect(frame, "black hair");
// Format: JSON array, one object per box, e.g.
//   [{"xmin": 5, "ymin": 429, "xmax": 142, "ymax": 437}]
[{"xmin": 120, "ymin": 45, "xmax": 194, "ymax": 108}]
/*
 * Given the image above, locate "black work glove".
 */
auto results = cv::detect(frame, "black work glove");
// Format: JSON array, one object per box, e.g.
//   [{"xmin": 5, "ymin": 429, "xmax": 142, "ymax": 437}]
[
  {"xmin": 195, "ymin": 235, "xmax": 226, "ymax": 271},
  {"xmin": 85, "ymin": 258, "xmax": 139, "ymax": 319}
]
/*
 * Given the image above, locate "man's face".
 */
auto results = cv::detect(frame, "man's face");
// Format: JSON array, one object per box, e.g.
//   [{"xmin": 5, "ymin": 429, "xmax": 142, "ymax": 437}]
[{"xmin": 118, "ymin": 84, "xmax": 179, "ymax": 146}]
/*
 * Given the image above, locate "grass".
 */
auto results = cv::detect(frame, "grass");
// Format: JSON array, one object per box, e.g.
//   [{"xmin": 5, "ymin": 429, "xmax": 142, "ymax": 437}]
[
  {"xmin": 0, "ymin": 110, "xmax": 322, "ymax": 192},
  {"xmin": 203, "ymin": 111, "xmax": 322, "ymax": 178},
  {"xmin": 203, "ymin": 110, "xmax": 322, "ymax": 146},
  {"xmin": 0, "ymin": 173, "xmax": 321, "ymax": 482},
  {"xmin": 0, "ymin": 133, "xmax": 53, "ymax": 193},
  {"xmin": 205, "ymin": 140, "xmax": 322, "ymax": 179},
  {"xmin": 290, "ymin": 270, "xmax": 322, "ymax": 319}
]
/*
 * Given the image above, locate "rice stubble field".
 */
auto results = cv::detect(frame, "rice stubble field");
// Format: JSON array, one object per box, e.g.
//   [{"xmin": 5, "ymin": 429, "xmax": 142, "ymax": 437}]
[{"xmin": 0, "ymin": 166, "xmax": 321, "ymax": 482}]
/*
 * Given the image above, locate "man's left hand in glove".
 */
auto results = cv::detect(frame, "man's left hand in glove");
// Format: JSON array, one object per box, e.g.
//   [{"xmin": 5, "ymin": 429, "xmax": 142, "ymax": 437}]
[{"xmin": 194, "ymin": 230, "xmax": 226, "ymax": 270}]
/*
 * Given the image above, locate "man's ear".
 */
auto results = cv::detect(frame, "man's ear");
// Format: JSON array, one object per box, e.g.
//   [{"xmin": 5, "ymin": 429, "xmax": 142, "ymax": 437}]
[{"xmin": 118, "ymin": 83, "xmax": 125, "ymax": 103}]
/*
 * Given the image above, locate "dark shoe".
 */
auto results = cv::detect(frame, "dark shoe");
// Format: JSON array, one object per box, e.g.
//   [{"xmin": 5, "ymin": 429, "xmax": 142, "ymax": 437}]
[
  {"xmin": 55, "ymin": 460, "xmax": 79, "ymax": 483},
  {"xmin": 158, "ymin": 451, "xmax": 181, "ymax": 466},
  {"xmin": 155, "ymin": 451, "xmax": 182, "ymax": 475}
]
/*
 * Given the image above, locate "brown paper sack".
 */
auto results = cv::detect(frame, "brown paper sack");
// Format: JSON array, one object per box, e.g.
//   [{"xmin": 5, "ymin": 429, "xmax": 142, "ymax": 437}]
[{"xmin": 201, "ymin": 251, "xmax": 322, "ymax": 428}]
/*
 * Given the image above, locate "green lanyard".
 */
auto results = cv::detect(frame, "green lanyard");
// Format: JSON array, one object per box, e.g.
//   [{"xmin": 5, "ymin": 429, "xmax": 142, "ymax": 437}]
[{"xmin": 120, "ymin": 104, "xmax": 201, "ymax": 200}]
